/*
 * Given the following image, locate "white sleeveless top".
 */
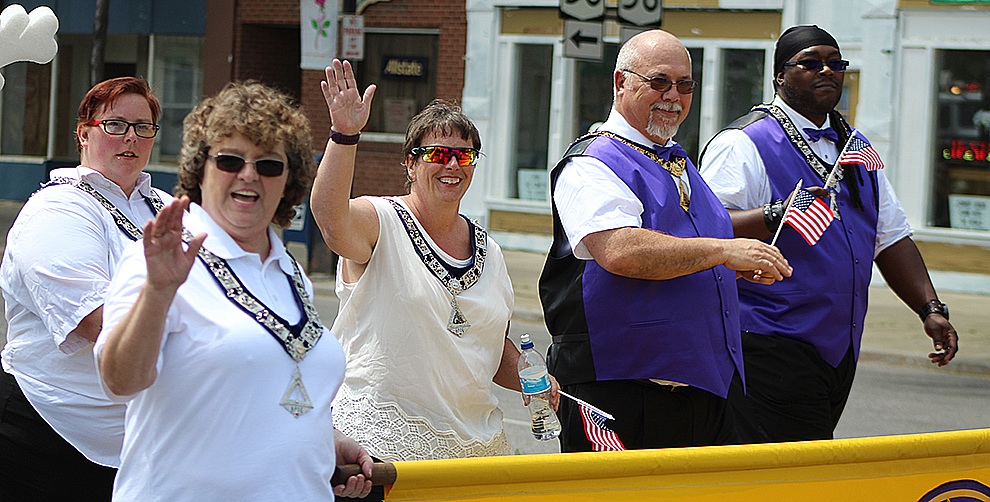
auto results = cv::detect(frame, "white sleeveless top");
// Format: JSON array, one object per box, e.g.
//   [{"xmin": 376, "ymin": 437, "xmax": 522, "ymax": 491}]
[{"xmin": 331, "ymin": 196, "xmax": 514, "ymax": 461}]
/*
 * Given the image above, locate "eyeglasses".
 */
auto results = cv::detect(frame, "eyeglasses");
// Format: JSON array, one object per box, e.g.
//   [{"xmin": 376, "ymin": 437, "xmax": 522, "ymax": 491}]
[
  {"xmin": 410, "ymin": 146, "xmax": 481, "ymax": 167},
  {"xmin": 87, "ymin": 119, "xmax": 160, "ymax": 138},
  {"xmin": 210, "ymin": 154, "xmax": 286, "ymax": 177},
  {"xmin": 782, "ymin": 59, "xmax": 850, "ymax": 73},
  {"xmin": 621, "ymin": 69, "xmax": 697, "ymax": 94}
]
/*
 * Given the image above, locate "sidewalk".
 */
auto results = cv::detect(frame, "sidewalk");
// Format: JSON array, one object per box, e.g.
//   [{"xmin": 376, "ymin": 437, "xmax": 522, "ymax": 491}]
[{"xmin": 499, "ymin": 249, "xmax": 990, "ymax": 376}]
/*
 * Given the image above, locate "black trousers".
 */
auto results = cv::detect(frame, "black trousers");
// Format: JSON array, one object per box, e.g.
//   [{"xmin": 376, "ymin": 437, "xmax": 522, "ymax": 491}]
[
  {"xmin": 728, "ymin": 332, "xmax": 857, "ymax": 443},
  {"xmin": 558, "ymin": 378, "xmax": 739, "ymax": 452},
  {"xmin": 0, "ymin": 371, "xmax": 116, "ymax": 502}
]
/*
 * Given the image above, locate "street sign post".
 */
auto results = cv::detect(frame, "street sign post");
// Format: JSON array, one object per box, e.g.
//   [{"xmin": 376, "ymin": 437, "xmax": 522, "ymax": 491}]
[
  {"xmin": 563, "ymin": 20, "xmax": 603, "ymax": 61},
  {"xmin": 559, "ymin": 0, "xmax": 605, "ymax": 21},
  {"xmin": 340, "ymin": 15, "xmax": 364, "ymax": 61},
  {"xmin": 618, "ymin": 0, "xmax": 662, "ymax": 27}
]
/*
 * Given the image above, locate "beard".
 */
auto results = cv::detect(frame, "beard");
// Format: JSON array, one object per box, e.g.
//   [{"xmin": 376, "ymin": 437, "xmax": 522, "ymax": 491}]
[
  {"xmin": 778, "ymin": 80, "xmax": 842, "ymax": 117},
  {"xmin": 646, "ymin": 101, "xmax": 683, "ymax": 140}
]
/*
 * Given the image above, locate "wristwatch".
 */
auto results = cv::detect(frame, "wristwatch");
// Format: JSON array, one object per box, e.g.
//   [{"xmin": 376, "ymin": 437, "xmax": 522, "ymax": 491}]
[{"xmin": 917, "ymin": 299, "xmax": 949, "ymax": 322}]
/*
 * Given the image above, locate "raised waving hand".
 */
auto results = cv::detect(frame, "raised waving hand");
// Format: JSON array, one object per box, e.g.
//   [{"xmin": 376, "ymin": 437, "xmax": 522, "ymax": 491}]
[{"xmin": 321, "ymin": 59, "xmax": 376, "ymax": 136}]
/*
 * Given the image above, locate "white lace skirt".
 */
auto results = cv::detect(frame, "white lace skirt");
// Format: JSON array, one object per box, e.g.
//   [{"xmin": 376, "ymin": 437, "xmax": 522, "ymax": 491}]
[{"xmin": 332, "ymin": 385, "xmax": 513, "ymax": 462}]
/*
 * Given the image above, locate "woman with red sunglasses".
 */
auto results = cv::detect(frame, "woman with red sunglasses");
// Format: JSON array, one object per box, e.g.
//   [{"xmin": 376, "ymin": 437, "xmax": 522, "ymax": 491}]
[{"xmin": 312, "ymin": 59, "xmax": 559, "ymax": 463}]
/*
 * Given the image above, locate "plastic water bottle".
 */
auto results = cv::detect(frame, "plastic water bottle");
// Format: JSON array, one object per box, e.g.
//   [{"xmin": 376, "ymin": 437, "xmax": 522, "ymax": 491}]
[{"xmin": 517, "ymin": 333, "xmax": 561, "ymax": 441}]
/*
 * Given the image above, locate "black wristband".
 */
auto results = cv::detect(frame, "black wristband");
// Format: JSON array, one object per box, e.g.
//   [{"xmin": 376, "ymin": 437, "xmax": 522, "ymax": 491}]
[
  {"xmin": 917, "ymin": 299, "xmax": 949, "ymax": 322},
  {"xmin": 330, "ymin": 129, "xmax": 360, "ymax": 145},
  {"xmin": 763, "ymin": 200, "xmax": 785, "ymax": 232}
]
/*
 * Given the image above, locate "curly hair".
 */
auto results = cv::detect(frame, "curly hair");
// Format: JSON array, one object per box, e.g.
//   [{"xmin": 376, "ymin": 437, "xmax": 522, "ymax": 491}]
[
  {"xmin": 401, "ymin": 99, "xmax": 481, "ymax": 190},
  {"xmin": 175, "ymin": 81, "xmax": 315, "ymax": 228},
  {"xmin": 76, "ymin": 77, "xmax": 161, "ymax": 152}
]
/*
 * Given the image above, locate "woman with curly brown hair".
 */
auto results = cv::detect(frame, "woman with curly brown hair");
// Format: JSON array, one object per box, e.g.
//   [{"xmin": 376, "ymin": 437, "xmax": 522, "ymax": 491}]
[{"xmin": 94, "ymin": 81, "xmax": 372, "ymax": 499}]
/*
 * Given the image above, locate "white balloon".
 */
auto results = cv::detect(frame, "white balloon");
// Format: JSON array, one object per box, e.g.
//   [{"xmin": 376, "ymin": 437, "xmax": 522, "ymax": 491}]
[{"xmin": 0, "ymin": 4, "xmax": 59, "ymax": 90}]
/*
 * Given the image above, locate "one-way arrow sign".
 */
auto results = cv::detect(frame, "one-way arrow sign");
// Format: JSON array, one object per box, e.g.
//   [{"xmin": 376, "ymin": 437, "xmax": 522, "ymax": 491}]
[{"xmin": 563, "ymin": 20, "xmax": 603, "ymax": 61}]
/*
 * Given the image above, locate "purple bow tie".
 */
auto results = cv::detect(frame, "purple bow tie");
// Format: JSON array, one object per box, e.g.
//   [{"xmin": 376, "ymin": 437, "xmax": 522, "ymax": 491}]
[
  {"xmin": 653, "ymin": 143, "xmax": 688, "ymax": 161},
  {"xmin": 803, "ymin": 127, "xmax": 839, "ymax": 143}
]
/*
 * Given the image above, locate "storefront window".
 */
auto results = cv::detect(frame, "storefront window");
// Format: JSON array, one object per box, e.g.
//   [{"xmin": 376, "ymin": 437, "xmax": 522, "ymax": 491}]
[
  {"xmin": 511, "ymin": 44, "xmax": 552, "ymax": 201},
  {"xmin": 355, "ymin": 32, "xmax": 439, "ymax": 134},
  {"xmin": 1, "ymin": 34, "xmax": 203, "ymax": 164},
  {"xmin": 676, "ymin": 48, "xmax": 704, "ymax": 159},
  {"xmin": 720, "ymin": 49, "xmax": 764, "ymax": 127},
  {"xmin": 0, "ymin": 62, "xmax": 51, "ymax": 156},
  {"xmin": 932, "ymin": 49, "xmax": 990, "ymax": 231},
  {"xmin": 575, "ymin": 44, "xmax": 620, "ymax": 139},
  {"xmin": 152, "ymin": 36, "xmax": 205, "ymax": 163}
]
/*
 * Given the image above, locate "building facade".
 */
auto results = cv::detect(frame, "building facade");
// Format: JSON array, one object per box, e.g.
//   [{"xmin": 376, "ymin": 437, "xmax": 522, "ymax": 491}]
[
  {"xmin": 457, "ymin": 0, "xmax": 990, "ymax": 272},
  {"xmin": 0, "ymin": 0, "xmax": 206, "ymax": 198},
  {"xmin": 2, "ymin": 0, "xmax": 990, "ymax": 271}
]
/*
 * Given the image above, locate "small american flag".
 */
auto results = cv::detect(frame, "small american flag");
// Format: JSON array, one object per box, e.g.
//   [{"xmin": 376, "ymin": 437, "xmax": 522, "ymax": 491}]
[
  {"xmin": 579, "ymin": 403, "xmax": 626, "ymax": 451},
  {"xmin": 838, "ymin": 130, "xmax": 884, "ymax": 171},
  {"xmin": 785, "ymin": 189, "xmax": 834, "ymax": 246}
]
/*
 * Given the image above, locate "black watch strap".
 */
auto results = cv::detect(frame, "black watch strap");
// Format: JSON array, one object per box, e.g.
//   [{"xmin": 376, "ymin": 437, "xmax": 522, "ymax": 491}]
[
  {"xmin": 330, "ymin": 129, "xmax": 361, "ymax": 145},
  {"xmin": 763, "ymin": 200, "xmax": 785, "ymax": 232},
  {"xmin": 917, "ymin": 299, "xmax": 949, "ymax": 322}
]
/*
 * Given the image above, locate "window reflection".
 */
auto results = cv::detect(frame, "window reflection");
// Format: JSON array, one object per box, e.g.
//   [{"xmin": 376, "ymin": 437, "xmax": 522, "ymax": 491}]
[
  {"xmin": 719, "ymin": 49, "xmax": 764, "ymax": 127},
  {"xmin": 932, "ymin": 49, "xmax": 990, "ymax": 231},
  {"xmin": 511, "ymin": 44, "xmax": 552, "ymax": 201},
  {"xmin": 355, "ymin": 33, "xmax": 439, "ymax": 134}
]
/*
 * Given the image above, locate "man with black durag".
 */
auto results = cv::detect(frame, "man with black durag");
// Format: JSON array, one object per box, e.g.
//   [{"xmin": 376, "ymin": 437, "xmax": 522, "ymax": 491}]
[{"xmin": 699, "ymin": 25, "xmax": 959, "ymax": 442}]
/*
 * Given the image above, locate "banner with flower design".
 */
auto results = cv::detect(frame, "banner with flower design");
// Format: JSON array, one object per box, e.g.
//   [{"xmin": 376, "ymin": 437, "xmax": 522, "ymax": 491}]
[{"xmin": 301, "ymin": 0, "xmax": 338, "ymax": 70}]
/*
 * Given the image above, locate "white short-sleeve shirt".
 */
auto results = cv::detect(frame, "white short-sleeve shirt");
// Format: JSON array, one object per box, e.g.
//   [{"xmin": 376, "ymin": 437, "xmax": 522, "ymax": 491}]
[
  {"xmin": 554, "ymin": 108, "xmax": 692, "ymax": 260},
  {"xmin": 1, "ymin": 166, "xmax": 171, "ymax": 466},
  {"xmin": 699, "ymin": 97, "xmax": 912, "ymax": 257},
  {"xmin": 94, "ymin": 203, "xmax": 347, "ymax": 500}
]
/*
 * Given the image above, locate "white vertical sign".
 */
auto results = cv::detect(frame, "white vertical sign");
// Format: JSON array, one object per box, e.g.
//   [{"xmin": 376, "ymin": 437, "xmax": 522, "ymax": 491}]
[
  {"xmin": 340, "ymin": 15, "xmax": 364, "ymax": 61},
  {"xmin": 300, "ymin": 0, "xmax": 339, "ymax": 70}
]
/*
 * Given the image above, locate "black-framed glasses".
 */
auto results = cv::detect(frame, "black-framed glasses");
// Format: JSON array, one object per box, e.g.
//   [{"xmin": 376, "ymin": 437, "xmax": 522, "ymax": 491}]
[
  {"xmin": 410, "ymin": 146, "xmax": 481, "ymax": 167},
  {"xmin": 86, "ymin": 119, "xmax": 160, "ymax": 138},
  {"xmin": 209, "ymin": 154, "xmax": 286, "ymax": 177},
  {"xmin": 782, "ymin": 59, "xmax": 850, "ymax": 73},
  {"xmin": 621, "ymin": 69, "xmax": 697, "ymax": 94}
]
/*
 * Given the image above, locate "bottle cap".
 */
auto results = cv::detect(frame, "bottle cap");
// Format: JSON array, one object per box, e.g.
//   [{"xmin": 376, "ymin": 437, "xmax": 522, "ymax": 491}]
[{"xmin": 520, "ymin": 333, "xmax": 534, "ymax": 350}]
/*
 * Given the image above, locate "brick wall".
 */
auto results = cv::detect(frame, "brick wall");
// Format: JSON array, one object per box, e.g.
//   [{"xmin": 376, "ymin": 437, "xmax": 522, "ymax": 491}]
[
  {"xmin": 298, "ymin": 0, "xmax": 467, "ymax": 198},
  {"xmin": 235, "ymin": 0, "xmax": 466, "ymax": 193},
  {"xmin": 234, "ymin": 0, "xmax": 467, "ymax": 271}
]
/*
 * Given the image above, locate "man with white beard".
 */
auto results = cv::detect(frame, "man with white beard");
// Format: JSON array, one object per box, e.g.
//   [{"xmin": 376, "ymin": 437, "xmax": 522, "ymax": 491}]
[{"xmin": 538, "ymin": 29, "xmax": 792, "ymax": 451}]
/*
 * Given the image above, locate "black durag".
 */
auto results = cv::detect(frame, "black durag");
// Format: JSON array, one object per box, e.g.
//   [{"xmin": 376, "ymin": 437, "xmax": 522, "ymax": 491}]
[{"xmin": 773, "ymin": 25, "xmax": 840, "ymax": 75}]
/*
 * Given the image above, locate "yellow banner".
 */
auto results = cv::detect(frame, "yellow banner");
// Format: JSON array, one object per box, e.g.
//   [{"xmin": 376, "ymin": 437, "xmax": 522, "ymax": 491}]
[{"xmin": 383, "ymin": 428, "xmax": 990, "ymax": 501}]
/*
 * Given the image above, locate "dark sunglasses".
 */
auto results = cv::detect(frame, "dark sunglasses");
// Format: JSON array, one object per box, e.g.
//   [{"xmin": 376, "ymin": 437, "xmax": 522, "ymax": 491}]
[
  {"xmin": 622, "ymin": 69, "xmax": 697, "ymax": 94},
  {"xmin": 782, "ymin": 59, "xmax": 850, "ymax": 73},
  {"xmin": 87, "ymin": 119, "xmax": 160, "ymax": 138},
  {"xmin": 410, "ymin": 146, "xmax": 481, "ymax": 167},
  {"xmin": 210, "ymin": 154, "xmax": 286, "ymax": 177}
]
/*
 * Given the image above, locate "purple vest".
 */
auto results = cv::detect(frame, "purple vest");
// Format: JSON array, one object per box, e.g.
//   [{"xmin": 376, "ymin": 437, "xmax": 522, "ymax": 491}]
[
  {"xmin": 540, "ymin": 134, "xmax": 743, "ymax": 398},
  {"xmin": 741, "ymin": 116, "xmax": 879, "ymax": 366}
]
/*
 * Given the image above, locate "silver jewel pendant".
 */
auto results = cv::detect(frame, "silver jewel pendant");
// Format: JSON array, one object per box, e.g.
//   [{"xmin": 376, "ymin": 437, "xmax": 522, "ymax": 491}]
[
  {"xmin": 280, "ymin": 366, "xmax": 313, "ymax": 418},
  {"xmin": 446, "ymin": 296, "xmax": 471, "ymax": 337},
  {"xmin": 828, "ymin": 189, "xmax": 842, "ymax": 221}
]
